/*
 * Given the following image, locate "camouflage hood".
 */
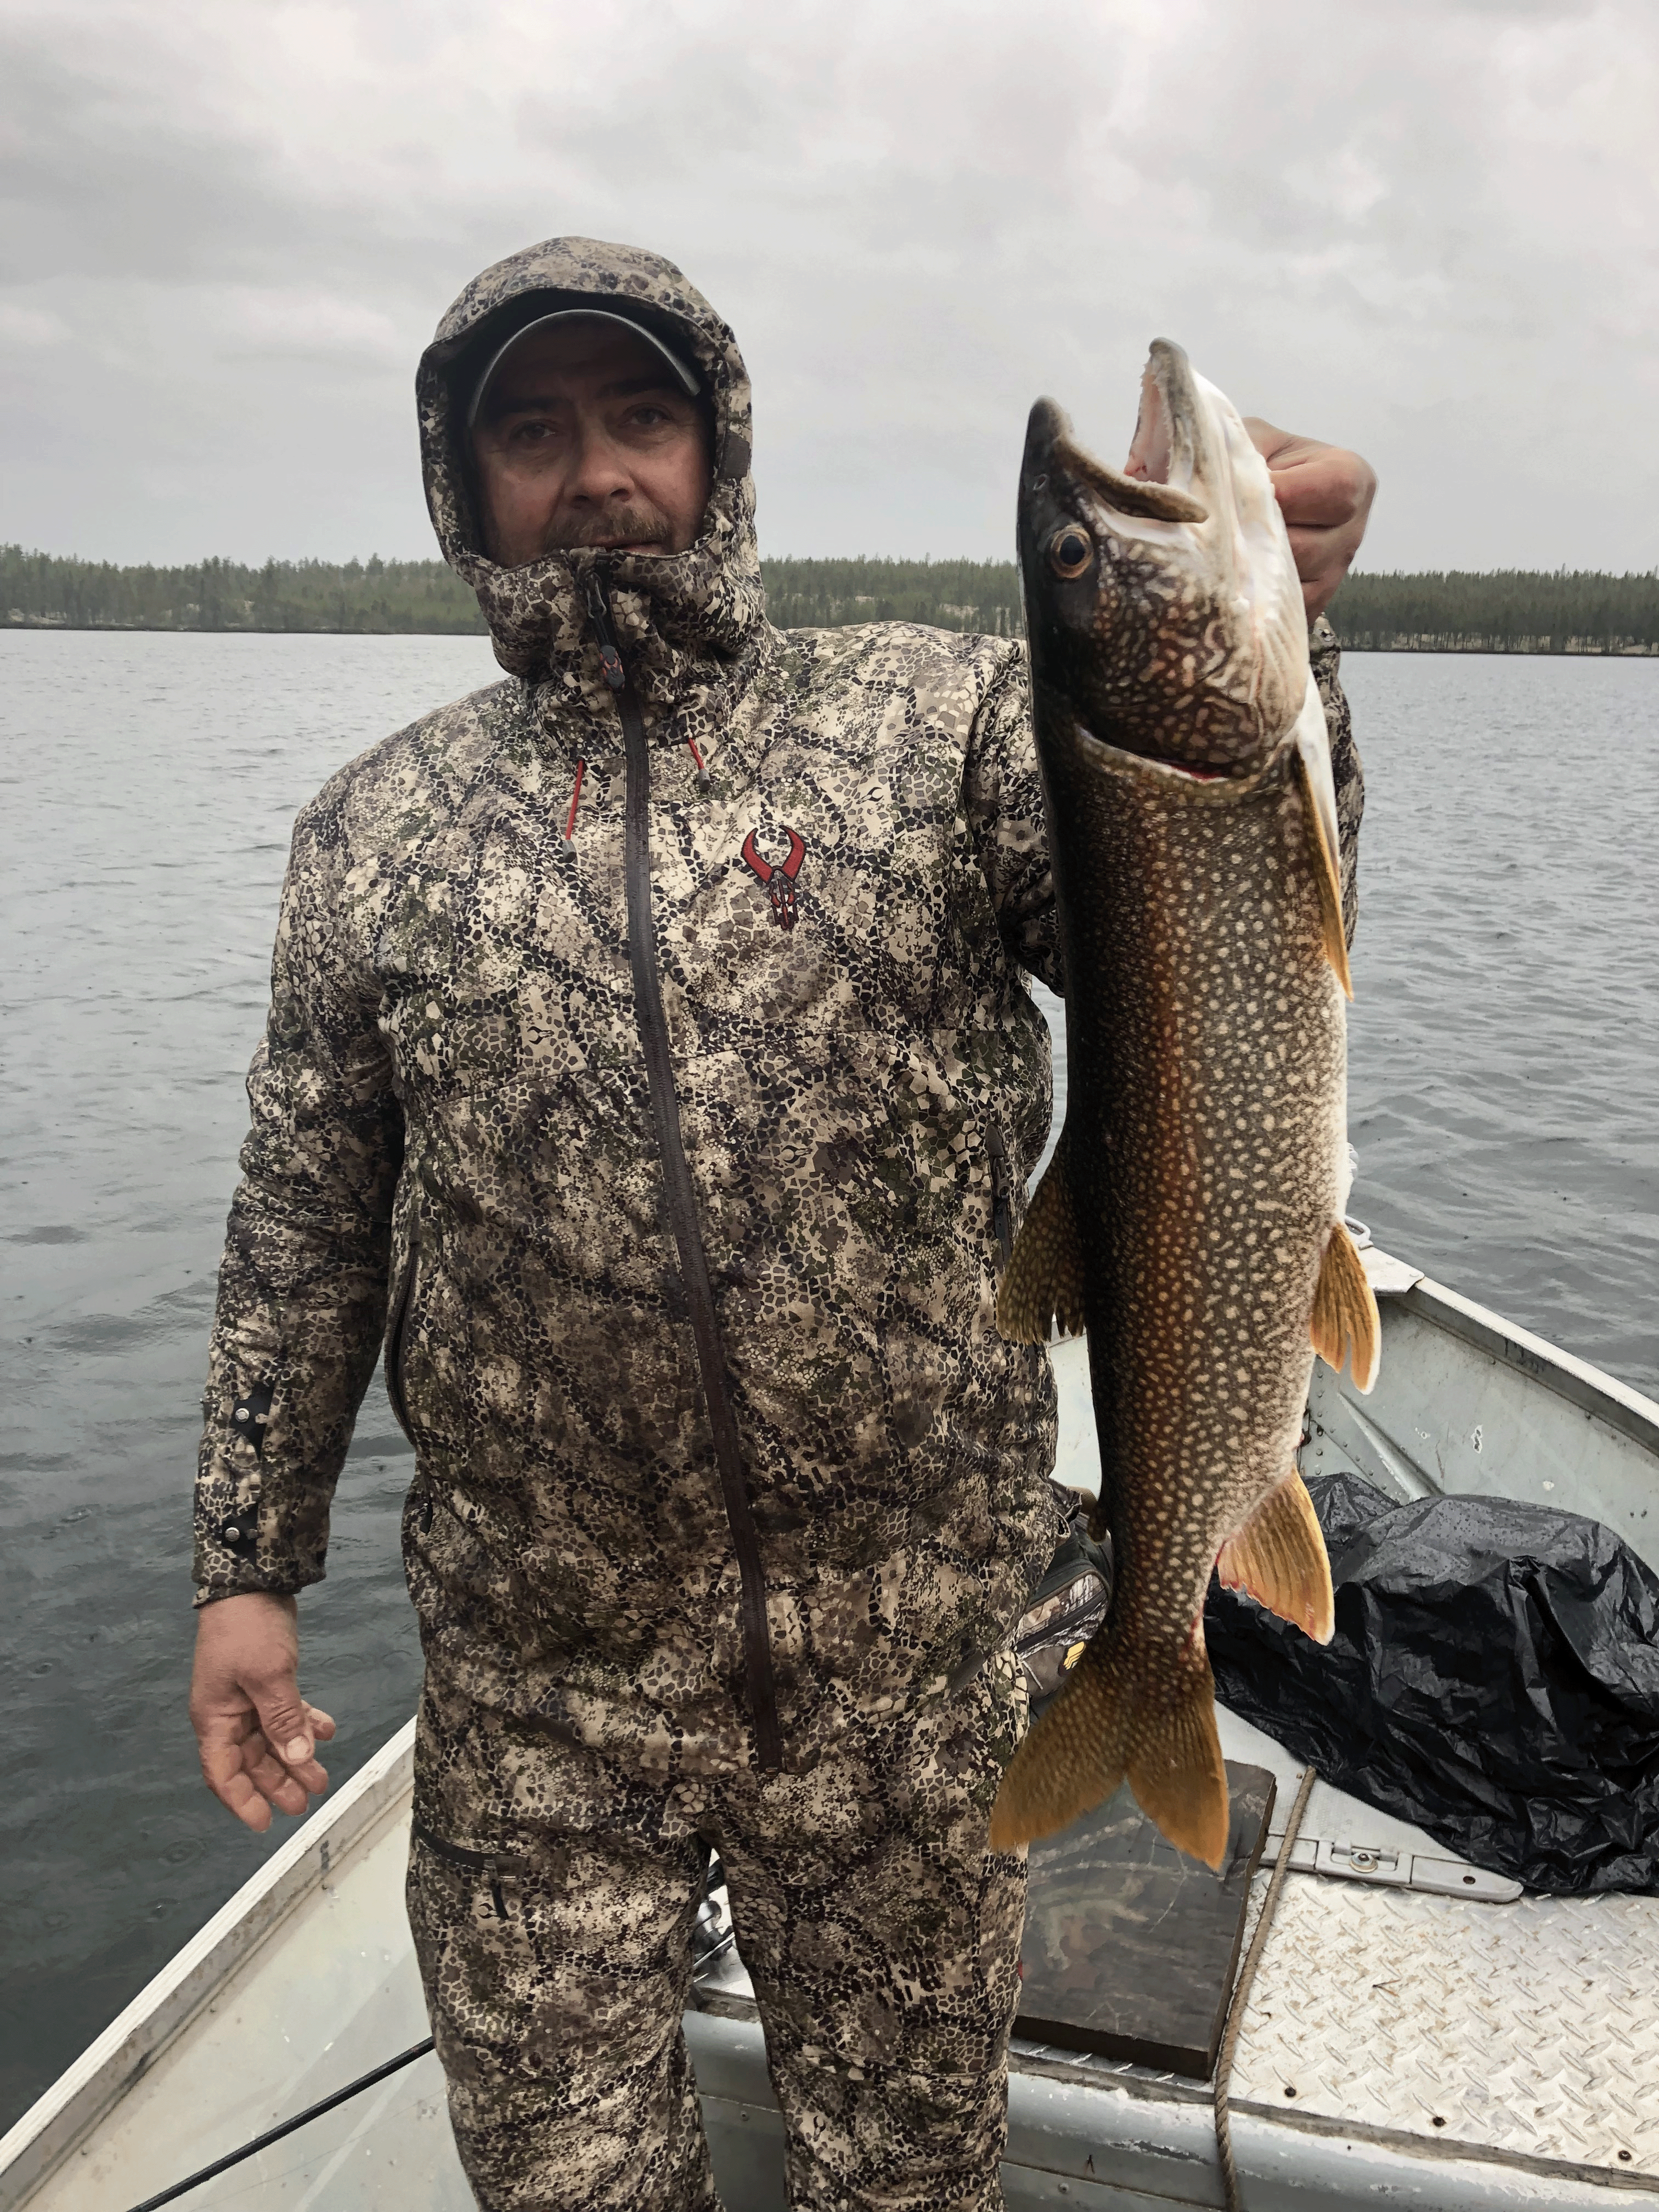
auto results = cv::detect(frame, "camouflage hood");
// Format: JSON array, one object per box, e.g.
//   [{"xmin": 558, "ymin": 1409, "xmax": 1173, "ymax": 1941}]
[{"xmin": 417, "ymin": 236, "xmax": 767, "ymax": 693}]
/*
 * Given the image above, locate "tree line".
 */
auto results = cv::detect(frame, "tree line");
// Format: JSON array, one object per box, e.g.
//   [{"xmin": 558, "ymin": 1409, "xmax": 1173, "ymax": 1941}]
[
  {"xmin": 0, "ymin": 548, "xmax": 486, "ymax": 635},
  {"xmin": 5, "ymin": 544, "xmax": 1656, "ymax": 653},
  {"xmin": 1326, "ymin": 568, "xmax": 1658, "ymax": 654}
]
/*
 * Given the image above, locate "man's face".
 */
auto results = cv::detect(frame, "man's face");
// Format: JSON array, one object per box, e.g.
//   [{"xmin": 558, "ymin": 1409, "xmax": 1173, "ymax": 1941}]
[{"xmin": 470, "ymin": 318, "xmax": 712, "ymax": 567}]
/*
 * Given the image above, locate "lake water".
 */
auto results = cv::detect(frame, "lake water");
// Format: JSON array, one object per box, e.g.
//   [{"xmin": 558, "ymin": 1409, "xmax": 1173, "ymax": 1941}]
[{"xmin": 2, "ymin": 633, "xmax": 1655, "ymax": 2130}]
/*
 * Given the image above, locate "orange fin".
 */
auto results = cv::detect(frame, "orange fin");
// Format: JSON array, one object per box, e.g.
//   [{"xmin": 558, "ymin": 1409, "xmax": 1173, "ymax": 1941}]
[
  {"xmin": 1217, "ymin": 1471, "xmax": 1335, "ymax": 1644},
  {"xmin": 1293, "ymin": 710, "xmax": 1352, "ymax": 999},
  {"xmin": 996, "ymin": 1130, "xmax": 1086, "ymax": 1345},
  {"xmin": 1311, "ymin": 1218, "xmax": 1381, "ymax": 1392},
  {"xmin": 990, "ymin": 1627, "xmax": 1229, "ymax": 1871},
  {"xmin": 1124, "ymin": 1639, "xmax": 1229, "ymax": 1871},
  {"xmin": 989, "ymin": 1636, "xmax": 1125, "ymax": 1852}
]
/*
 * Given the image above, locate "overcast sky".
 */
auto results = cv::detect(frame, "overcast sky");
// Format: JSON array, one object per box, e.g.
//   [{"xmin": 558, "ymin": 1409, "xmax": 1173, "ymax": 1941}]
[{"xmin": 3, "ymin": 0, "xmax": 1655, "ymax": 572}]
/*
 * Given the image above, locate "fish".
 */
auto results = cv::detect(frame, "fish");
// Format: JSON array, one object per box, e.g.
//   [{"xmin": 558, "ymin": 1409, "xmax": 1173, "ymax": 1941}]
[{"xmin": 989, "ymin": 341, "xmax": 1380, "ymax": 1867}]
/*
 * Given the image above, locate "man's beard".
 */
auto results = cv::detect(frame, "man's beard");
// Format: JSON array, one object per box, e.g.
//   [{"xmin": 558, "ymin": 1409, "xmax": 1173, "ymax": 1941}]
[{"xmin": 546, "ymin": 501, "xmax": 673, "ymax": 552}]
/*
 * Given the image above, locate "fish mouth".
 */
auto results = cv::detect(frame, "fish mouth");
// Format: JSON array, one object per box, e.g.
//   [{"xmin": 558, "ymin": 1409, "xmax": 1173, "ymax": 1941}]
[
  {"xmin": 1124, "ymin": 338, "xmax": 1201, "ymax": 499},
  {"xmin": 1022, "ymin": 393, "xmax": 1207, "ymax": 529}
]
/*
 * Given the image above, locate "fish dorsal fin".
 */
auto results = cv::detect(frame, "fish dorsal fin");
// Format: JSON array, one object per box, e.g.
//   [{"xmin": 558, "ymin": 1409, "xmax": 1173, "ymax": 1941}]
[
  {"xmin": 996, "ymin": 1132, "xmax": 1086, "ymax": 1345},
  {"xmin": 1052, "ymin": 433, "xmax": 1210, "ymax": 525},
  {"xmin": 1291, "ymin": 679, "xmax": 1352, "ymax": 999},
  {"xmin": 1311, "ymin": 1218, "xmax": 1381, "ymax": 1393},
  {"xmin": 1216, "ymin": 1470, "xmax": 1335, "ymax": 1644},
  {"xmin": 989, "ymin": 1620, "xmax": 1230, "ymax": 1870}
]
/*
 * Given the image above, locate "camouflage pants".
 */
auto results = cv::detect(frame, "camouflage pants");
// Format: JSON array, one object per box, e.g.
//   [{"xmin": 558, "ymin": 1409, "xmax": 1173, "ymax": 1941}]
[{"xmin": 407, "ymin": 1660, "xmax": 1029, "ymax": 2212}]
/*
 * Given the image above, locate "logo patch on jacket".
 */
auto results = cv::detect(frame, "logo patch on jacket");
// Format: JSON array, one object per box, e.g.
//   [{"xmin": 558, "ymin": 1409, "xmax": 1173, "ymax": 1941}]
[{"xmin": 740, "ymin": 826, "xmax": 807, "ymax": 930}]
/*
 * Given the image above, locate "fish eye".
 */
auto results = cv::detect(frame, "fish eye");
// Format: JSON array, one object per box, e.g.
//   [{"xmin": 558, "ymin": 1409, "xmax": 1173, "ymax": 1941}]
[{"xmin": 1049, "ymin": 525, "xmax": 1093, "ymax": 579}]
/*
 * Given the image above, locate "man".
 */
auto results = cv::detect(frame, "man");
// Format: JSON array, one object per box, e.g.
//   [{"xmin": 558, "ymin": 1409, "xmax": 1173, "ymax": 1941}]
[{"xmin": 188, "ymin": 236, "xmax": 1374, "ymax": 2212}]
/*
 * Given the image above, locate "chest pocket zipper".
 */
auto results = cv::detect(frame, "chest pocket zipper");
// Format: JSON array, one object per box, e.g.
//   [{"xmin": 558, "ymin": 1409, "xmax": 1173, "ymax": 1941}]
[{"xmin": 384, "ymin": 1214, "xmax": 420, "ymax": 1444}]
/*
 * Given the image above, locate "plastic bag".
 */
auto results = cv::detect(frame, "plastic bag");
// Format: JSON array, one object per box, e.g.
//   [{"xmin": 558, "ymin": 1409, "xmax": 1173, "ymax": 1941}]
[{"xmin": 1204, "ymin": 1470, "xmax": 1659, "ymax": 1894}]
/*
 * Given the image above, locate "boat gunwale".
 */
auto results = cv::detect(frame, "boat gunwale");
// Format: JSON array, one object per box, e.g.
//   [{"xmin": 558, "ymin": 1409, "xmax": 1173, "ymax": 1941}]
[
  {"xmin": 0, "ymin": 1718, "xmax": 419, "ymax": 2212},
  {"xmin": 1393, "ymin": 1269, "xmax": 1659, "ymax": 1455}
]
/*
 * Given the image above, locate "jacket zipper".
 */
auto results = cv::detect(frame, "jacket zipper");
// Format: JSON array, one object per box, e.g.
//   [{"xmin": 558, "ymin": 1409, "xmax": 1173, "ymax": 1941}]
[
  {"xmin": 384, "ymin": 1213, "xmax": 420, "ymax": 1444},
  {"xmin": 987, "ymin": 1122, "xmax": 1014, "ymax": 1268},
  {"xmin": 582, "ymin": 570, "xmax": 782, "ymax": 1771}
]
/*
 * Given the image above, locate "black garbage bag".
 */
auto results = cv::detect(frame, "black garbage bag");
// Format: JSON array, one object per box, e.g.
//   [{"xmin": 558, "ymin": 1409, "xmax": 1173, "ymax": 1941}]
[{"xmin": 1204, "ymin": 1469, "xmax": 1659, "ymax": 1893}]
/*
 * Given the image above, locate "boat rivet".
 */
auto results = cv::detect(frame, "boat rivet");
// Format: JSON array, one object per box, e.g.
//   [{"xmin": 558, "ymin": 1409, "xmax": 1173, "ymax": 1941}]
[
  {"xmin": 225, "ymin": 1526, "xmax": 241, "ymax": 1543},
  {"xmin": 234, "ymin": 1407, "xmax": 249, "ymax": 1422}
]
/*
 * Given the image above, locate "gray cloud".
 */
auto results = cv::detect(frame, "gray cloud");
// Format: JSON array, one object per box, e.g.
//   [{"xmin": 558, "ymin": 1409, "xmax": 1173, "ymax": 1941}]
[{"xmin": 2, "ymin": 0, "xmax": 1654, "ymax": 569}]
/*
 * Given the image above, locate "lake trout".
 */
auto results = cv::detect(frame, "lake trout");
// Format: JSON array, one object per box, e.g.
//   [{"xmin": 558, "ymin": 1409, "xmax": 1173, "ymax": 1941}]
[{"xmin": 990, "ymin": 342, "xmax": 1379, "ymax": 1867}]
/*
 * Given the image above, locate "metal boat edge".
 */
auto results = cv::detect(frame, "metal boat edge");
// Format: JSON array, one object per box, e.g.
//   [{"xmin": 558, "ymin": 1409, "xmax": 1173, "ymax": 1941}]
[
  {"xmin": 5, "ymin": 1248, "xmax": 1658, "ymax": 2210},
  {"xmin": 0, "ymin": 1721, "xmax": 418, "ymax": 2212}
]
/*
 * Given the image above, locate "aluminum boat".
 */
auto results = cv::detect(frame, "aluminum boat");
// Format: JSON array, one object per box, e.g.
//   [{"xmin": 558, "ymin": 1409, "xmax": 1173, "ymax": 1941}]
[{"xmin": 3, "ymin": 1243, "xmax": 1657, "ymax": 2211}]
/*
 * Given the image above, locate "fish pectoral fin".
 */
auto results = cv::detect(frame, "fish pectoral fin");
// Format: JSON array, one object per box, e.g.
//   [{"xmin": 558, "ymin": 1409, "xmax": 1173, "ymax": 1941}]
[
  {"xmin": 996, "ymin": 1133, "xmax": 1086, "ymax": 1345},
  {"xmin": 1216, "ymin": 1470, "xmax": 1335, "ymax": 1644},
  {"xmin": 1311, "ymin": 1217, "xmax": 1381, "ymax": 1393},
  {"xmin": 1124, "ymin": 1637, "xmax": 1230, "ymax": 1871},
  {"xmin": 1292, "ymin": 696, "xmax": 1353, "ymax": 1000},
  {"xmin": 989, "ymin": 1645, "xmax": 1126, "ymax": 1852}
]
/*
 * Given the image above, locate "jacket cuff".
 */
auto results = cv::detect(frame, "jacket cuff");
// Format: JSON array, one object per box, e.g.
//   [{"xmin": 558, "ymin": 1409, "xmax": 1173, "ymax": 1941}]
[{"xmin": 193, "ymin": 1370, "xmax": 325, "ymax": 1602}]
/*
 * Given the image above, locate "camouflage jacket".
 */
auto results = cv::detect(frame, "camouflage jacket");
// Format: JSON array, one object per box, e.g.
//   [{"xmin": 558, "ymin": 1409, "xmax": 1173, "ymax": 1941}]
[{"xmin": 194, "ymin": 237, "xmax": 1361, "ymax": 1781}]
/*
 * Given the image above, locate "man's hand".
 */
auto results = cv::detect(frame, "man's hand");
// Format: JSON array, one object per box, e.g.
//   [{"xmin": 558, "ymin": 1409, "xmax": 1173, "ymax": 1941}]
[
  {"xmin": 1244, "ymin": 418, "xmax": 1377, "ymax": 622},
  {"xmin": 189, "ymin": 1592, "xmax": 335, "ymax": 1832}
]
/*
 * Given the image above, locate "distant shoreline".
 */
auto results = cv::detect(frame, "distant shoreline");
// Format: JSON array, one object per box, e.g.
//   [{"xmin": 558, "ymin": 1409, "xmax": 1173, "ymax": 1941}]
[
  {"xmin": 5, "ymin": 548, "xmax": 1657, "ymax": 656},
  {"xmin": 5, "ymin": 615, "xmax": 1656, "ymax": 658}
]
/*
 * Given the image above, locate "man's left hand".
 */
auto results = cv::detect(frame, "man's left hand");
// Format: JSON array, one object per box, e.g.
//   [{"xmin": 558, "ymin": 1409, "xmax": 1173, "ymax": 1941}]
[{"xmin": 1244, "ymin": 419, "xmax": 1377, "ymax": 622}]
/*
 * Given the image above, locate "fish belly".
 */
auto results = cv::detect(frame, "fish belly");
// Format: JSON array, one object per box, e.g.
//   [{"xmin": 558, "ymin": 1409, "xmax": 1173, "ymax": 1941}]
[
  {"xmin": 990, "ymin": 717, "xmax": 1347, "ymax": 1862},
  {"xmin": 1094, "ymin": 741, "xmax": 1339, "ymax": 1566}
]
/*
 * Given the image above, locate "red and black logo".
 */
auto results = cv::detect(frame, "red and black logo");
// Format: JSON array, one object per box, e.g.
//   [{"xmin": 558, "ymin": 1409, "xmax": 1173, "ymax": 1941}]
[{"xmin": 740, "ymin": 826, "xmax": 807, "ymax": 930}]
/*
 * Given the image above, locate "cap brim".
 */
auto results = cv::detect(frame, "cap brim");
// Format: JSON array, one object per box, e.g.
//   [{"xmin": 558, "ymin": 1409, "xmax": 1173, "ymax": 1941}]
[{"xmin": 467, "ymin": 309, "xmax": 702, "ymax": 429}]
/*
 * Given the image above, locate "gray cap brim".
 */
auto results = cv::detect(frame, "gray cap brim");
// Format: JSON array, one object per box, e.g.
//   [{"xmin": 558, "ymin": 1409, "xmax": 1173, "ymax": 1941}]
[{"xmin": 467, "ymin": 308, "xmax": 702, "ymax": 430}]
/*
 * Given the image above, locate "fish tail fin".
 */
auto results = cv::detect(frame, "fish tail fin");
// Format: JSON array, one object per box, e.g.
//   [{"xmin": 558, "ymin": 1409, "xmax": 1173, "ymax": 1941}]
[
  {"xmin": 989, "ymin": 1626, "xmax": 1230, "ymax": 1871},
  {"xmin": 1216, "ymin": 1469, "xmax": 1335, "ymax": 1644},
  {"xmin": 996, "ymin": 1131, "xmax": 1086, "ymax": 1345},
  {"xmin": 1293, "ymin": 709, "xmax": 1353, "ymax": 1000},
  {"xmin": 1122, "ymin": 1638, "xmax": 1231, "ymax": 1871},
  {"xmin": 989, "ymin": 1630, "xmax": 1127, "ymax": 1851},
  {"xmin": 1311, "ymin": 1217, "xmax": 1381, "ymax": 1392}
]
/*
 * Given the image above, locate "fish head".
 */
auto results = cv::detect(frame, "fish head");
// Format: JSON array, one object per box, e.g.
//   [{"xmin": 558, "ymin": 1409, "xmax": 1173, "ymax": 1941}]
[{"xmin": 1019, "ymin": 341, "xmax": 1310, "ymax": 770}]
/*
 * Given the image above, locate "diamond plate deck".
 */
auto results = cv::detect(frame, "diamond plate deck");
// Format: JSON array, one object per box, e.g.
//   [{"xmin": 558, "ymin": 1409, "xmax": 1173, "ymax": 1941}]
[
  {"xmin": 1228, "ymin": 1870, "xmax": 1659, "ymax": 2177},
  {"xmin": 701, "ymin": 1848, "xmax": 1659, "ymax": 2187}
]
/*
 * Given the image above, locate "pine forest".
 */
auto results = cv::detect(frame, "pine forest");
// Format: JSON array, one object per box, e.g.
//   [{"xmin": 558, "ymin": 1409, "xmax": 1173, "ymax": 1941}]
[{"xmin": 5, "ymin": 546, "xmax": 1656, "ymax": 654}]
